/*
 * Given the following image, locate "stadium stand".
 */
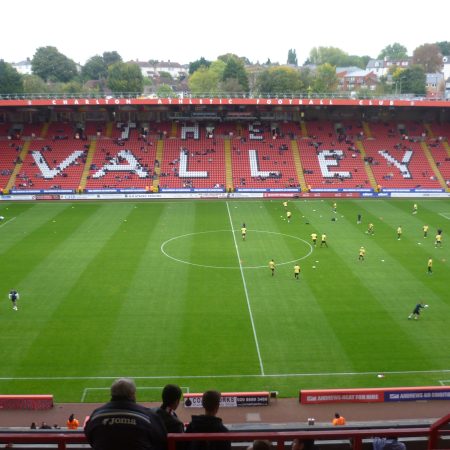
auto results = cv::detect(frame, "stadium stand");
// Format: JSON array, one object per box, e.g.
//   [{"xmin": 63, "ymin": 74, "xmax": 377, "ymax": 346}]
[
  {"xmin": 297, "ymin": 121, "xmax": 371, "ymax": 190},
  {"xmin": 1, "ymin": 118, "xmax": 450, "ymax": 193},
  {"xmin": 362, "ymin": 122, "xmax": 443, "ymax": 190},
  {"xmin": 13, "ymin": 138, "xmax": 87, "ymax": 191}
]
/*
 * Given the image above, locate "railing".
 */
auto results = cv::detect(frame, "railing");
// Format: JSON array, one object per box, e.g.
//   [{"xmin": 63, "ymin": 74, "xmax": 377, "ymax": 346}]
[
  {"xmin": 1, "ymin": 414, "xmax": 450, "ymax": 450},
  {"xmin": 0, "ymin": 92, "xmax": 445, "ymax": 101}
]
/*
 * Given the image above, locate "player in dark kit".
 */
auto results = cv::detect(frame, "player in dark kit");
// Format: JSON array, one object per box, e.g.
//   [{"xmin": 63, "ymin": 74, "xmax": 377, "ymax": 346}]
[
  {"xmin": 9, "ymin": 289, "xmax": 19, "ymax": 311},
  {"xmin": 408, "ymin": 302, "xmax": 428, "ymax": 320}
]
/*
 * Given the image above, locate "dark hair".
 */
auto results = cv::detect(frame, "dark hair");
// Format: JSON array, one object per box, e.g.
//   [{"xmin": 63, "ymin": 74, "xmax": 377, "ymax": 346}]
[
  {"xmin": 334, "ymin": 413, "xmax": 340, "ymax": 418},
  {"xmin": 202, "ymin": 390, "xmax": 221, "ymax": 413},
  {"xmin": 252, "ymin": 440, "xmax": 272, "ymax": 450},
  {"xmin": 162, "ymin": 384, "xmax": 182, "ymax": 407}
]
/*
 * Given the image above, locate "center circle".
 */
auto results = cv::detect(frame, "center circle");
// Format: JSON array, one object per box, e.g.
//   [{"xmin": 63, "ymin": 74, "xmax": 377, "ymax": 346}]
[{"xmin": 160, "ymin": 230, "xmax": 313, "ymax": 269}]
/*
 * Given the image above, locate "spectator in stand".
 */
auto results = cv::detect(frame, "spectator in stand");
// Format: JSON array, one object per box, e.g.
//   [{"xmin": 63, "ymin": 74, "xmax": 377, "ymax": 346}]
[
  {"xmin": 30, "ymin": 422, "xmax": 37, "ymax": 429},
  {"xmin": 40, "ymin": 421, "xmax": 52, "ymax": 429},
  {"xmin": 155, "ymin": 384, "xmax": 184, "ymax": 433},
  {"xmin": 332, "ymin": 412, "xmax": 346, "ymax": 426},
  {"xmin": 67, "ymin": 413, "xmax": 79, "ymax": 430},
  {"xmin": 84, "ymin": 377, "xmax": 167, "ymax": 450},
  {"xmin": 185, "ymin": 390, "xmax": 231, "ymax": 450}
]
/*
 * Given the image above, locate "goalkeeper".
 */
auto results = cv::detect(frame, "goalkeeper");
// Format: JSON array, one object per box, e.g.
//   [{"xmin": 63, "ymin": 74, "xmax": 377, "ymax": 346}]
[{"xmin": 408, "ymin": 302, "xmax": 428, "ymax": 320}]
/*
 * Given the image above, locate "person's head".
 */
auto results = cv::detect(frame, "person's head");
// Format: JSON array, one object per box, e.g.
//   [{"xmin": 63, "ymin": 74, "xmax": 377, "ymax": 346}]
[
  {"xmin": 334, "ymin": 413, "xmax": 340, "ymax": 418},
  {"xmin": 292, "ymin": 439, "xmax": 314, "ymax": 450},
  {"xmin": 161, "ymin": 384, "xmax": 182, "ymax": 409},
  {"xmin": 248, "ymin": 440, "xmax": 272, "ymax": 450},
  {"xmin": 68, "ymin": 414, "xmax": 74, "ymax": 422},
  {"xmin": 202, "ymin": 390, "xmax": 221, "ymax": 415},
  {"xmin": 30, "ymin": 422, "xmax": 36, "ymax": 429},
  {"xmin": 110, "ymin": 378, "xmax": 136, "ymax": 402}
]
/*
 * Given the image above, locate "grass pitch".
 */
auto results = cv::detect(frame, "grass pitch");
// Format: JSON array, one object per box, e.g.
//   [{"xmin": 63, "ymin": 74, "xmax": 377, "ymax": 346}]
[{"xmin": 0, "ymin": 198, "xmax": 449, "ymax": 402}]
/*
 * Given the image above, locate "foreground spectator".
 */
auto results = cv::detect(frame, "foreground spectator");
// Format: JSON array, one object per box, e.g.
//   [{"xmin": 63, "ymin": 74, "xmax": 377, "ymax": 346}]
[
  {"xmin": 373, "ymin": 437, "xmax": 406, "ymax": 450},
  {"xmin": 155, "ymin": 384, "xmax": 184, "ymax": 433},
  {"xmin": 84, "ymin": 377, "xmax": 167, "ymax": 450},
  {"xmin": 185, "ymin": 390, "xmax": 230, "ymax": 450},
  {"xmin": 292, "ymin": 438, "xmax": 315, "ymax": 450},
  {"xmin": 248, "ymin": 440, "xmax": 272, "ymax": 450}
]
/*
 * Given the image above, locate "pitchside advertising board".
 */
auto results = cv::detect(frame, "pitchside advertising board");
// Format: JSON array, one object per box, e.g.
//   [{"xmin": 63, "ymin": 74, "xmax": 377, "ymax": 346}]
[
  {"xmin": 300, "ymin": 387, "xmax": 450, "ymax": 404},
  {"xmin": 0, "ymin": 395, "xmax": 53, "ymax": 410},
  {"xmin": 184, "ymin": 392, "xmax": 270, "ymax": 408}
]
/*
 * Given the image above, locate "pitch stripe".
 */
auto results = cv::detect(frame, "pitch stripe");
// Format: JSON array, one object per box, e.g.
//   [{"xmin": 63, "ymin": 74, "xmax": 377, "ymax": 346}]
[
  {"xmin": 2, "ymin": 369, "xmax": 450, "ymax": 382},
  {"xmin": 226, "ymin": 201, "xmax": 265, "ymax": 376}
]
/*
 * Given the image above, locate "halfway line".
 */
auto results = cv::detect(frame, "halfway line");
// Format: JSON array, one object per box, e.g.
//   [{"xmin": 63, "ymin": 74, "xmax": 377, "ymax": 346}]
[{"xmin": 226, "ymin": 201, "xmax": 265, "ymax": 376}]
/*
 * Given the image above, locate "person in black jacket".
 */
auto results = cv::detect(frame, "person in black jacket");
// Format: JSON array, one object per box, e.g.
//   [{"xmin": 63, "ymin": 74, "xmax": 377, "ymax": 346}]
[
  {"xmin": 155, "ymin": 384, "xmax": 184, "ymax": 433},
  {"xmin": 185, "ymin": 390, "xmax": 230, "ymax": 450},
  {"xmin": 84, "ymin": 378, "xmax": 167, "ymax": 450}
]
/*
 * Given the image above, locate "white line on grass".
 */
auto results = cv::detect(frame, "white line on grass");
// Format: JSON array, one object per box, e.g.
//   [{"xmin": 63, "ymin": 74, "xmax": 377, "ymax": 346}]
[
  {"xmin": 0, "ymin": 217, "xmax": 16, "ymax": 228},
  {"xmin": 226, "ymin": 201, "xmax": 265, "ymax": 376},
  {"xmin": 438, "ymin": 213, "xmax": 450, "ymax": 220},
  {"xmin": 160, "ymin": 230, "xmax": 312, "ymax": 269},
  {"xmin": 2, "ymin": 369, "xmax": 450, "ymax": 382},
  {"xmin": 81, "ymin": 386, "xmax": 191, "ymax": 402}
]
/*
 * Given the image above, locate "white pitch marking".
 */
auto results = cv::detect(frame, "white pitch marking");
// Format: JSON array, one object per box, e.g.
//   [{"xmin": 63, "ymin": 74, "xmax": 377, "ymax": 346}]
[
  {"xmin": 226, "ymin": 201, "xmax": 265, "ymax": 376},
  {"xmin": 160, "ymin": 230, "xmax": 313, "ymax": 269},
  {"xmin": 2, "ymin": 368, "xmax": 450, "ymax": 382}
]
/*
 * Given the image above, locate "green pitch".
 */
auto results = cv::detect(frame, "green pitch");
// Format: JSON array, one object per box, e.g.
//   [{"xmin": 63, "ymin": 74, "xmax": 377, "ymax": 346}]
[{"xmin": 0, "ymin": 199, "xmax": 449, "ymax": 402}]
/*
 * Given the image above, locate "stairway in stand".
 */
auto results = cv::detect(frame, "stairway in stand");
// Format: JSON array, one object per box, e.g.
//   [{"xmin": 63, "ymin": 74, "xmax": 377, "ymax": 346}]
[
  {"xmin": 356, "ymin": 140, "xmax": 378, "ymax": 190},
  {"xmin": 290, "ymin": 140, "xmax": 308, "ymax": 192},
  {"xmin": 78, "ymin": 140, "xmax": 97, "ymax": 192},
  {"xmin": 152, "ymin": 140, "xmax": 164, "ymax": 190},
  {"xmin": 224, "ymin": 139, "xmax": 233, "ymax": 191}
]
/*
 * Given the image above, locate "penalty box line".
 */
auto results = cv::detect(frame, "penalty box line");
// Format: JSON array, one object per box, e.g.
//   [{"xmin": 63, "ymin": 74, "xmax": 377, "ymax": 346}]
[{"xmin": 81, "ymin": 385, "xmax": 191, "ymax": 402}]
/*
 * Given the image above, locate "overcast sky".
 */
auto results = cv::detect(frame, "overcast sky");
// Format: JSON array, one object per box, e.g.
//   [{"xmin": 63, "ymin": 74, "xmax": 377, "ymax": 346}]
[{"xmin": 3, "ymin": 0, "xmax": 449, "ymax": 66}]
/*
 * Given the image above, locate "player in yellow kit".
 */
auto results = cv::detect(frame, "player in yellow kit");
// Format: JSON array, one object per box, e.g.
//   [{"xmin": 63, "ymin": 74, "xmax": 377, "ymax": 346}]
[
  {"xmin": 269, "ymin": 259, "xmax": 275, "ymax": 276},
  {"xmin": 358, "ymin": 246, "xmax": 366, "ymax": 261},
  {"xmin": 397, "ymin": 226, "xmax": 402, "ymax": 240},
  {"xmin": 423, "ymin": 224, "xmax": 429, "ymax": 238},
  {"xmin": 435, "ymin": 234, "xmax": 442, "ymax": 248},
  {"xmin": 427, "ymin": 257, "xmax": 433, "ymax": 275},
  {"xmin": 294, "ymin": 264, "xmax": 301, "ymax": 279},
  {"xmin": 311, "ymin": 232, "xmax": 318, "ymax": 246},
  {"xmin": 241, "ymin": 224, "xmax": 247, "ymax": 241}
]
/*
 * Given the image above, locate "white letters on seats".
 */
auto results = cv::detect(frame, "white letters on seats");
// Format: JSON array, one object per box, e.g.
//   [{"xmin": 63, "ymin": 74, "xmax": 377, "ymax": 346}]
[
  {"xmin": 249, "ymin": 123, "xmax": 263, "ymax": 140},
  {"xmin": 318, "ymin": 150, "xmax": 351, "ymax": 178},
  {"xmin": 32, "ymin": 150, "xmax": 84, "ymax": 179},
  {"xmin": 92, "ymin": 150, "xmax": 148, "ymax": 178},
  {"xmin": 181, "ymin": 124, "xmax": 199, "ymax": 139},
  {"xmin": 378, "ymin": 150, "xmax": 412, "ymax": 178},
  {"xmin": 178, "ymin": 151, "xmax": 207, "ymax": 178},
  {"xmin": 248, "ymin": 150, "xmax": 280, "ymax": 177}
]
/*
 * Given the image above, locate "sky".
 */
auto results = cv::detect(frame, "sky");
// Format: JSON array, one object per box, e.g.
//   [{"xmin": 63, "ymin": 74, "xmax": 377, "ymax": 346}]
[{"xmin": 3, "ymin": 0, "xmax": 449, "ymax": 66}]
